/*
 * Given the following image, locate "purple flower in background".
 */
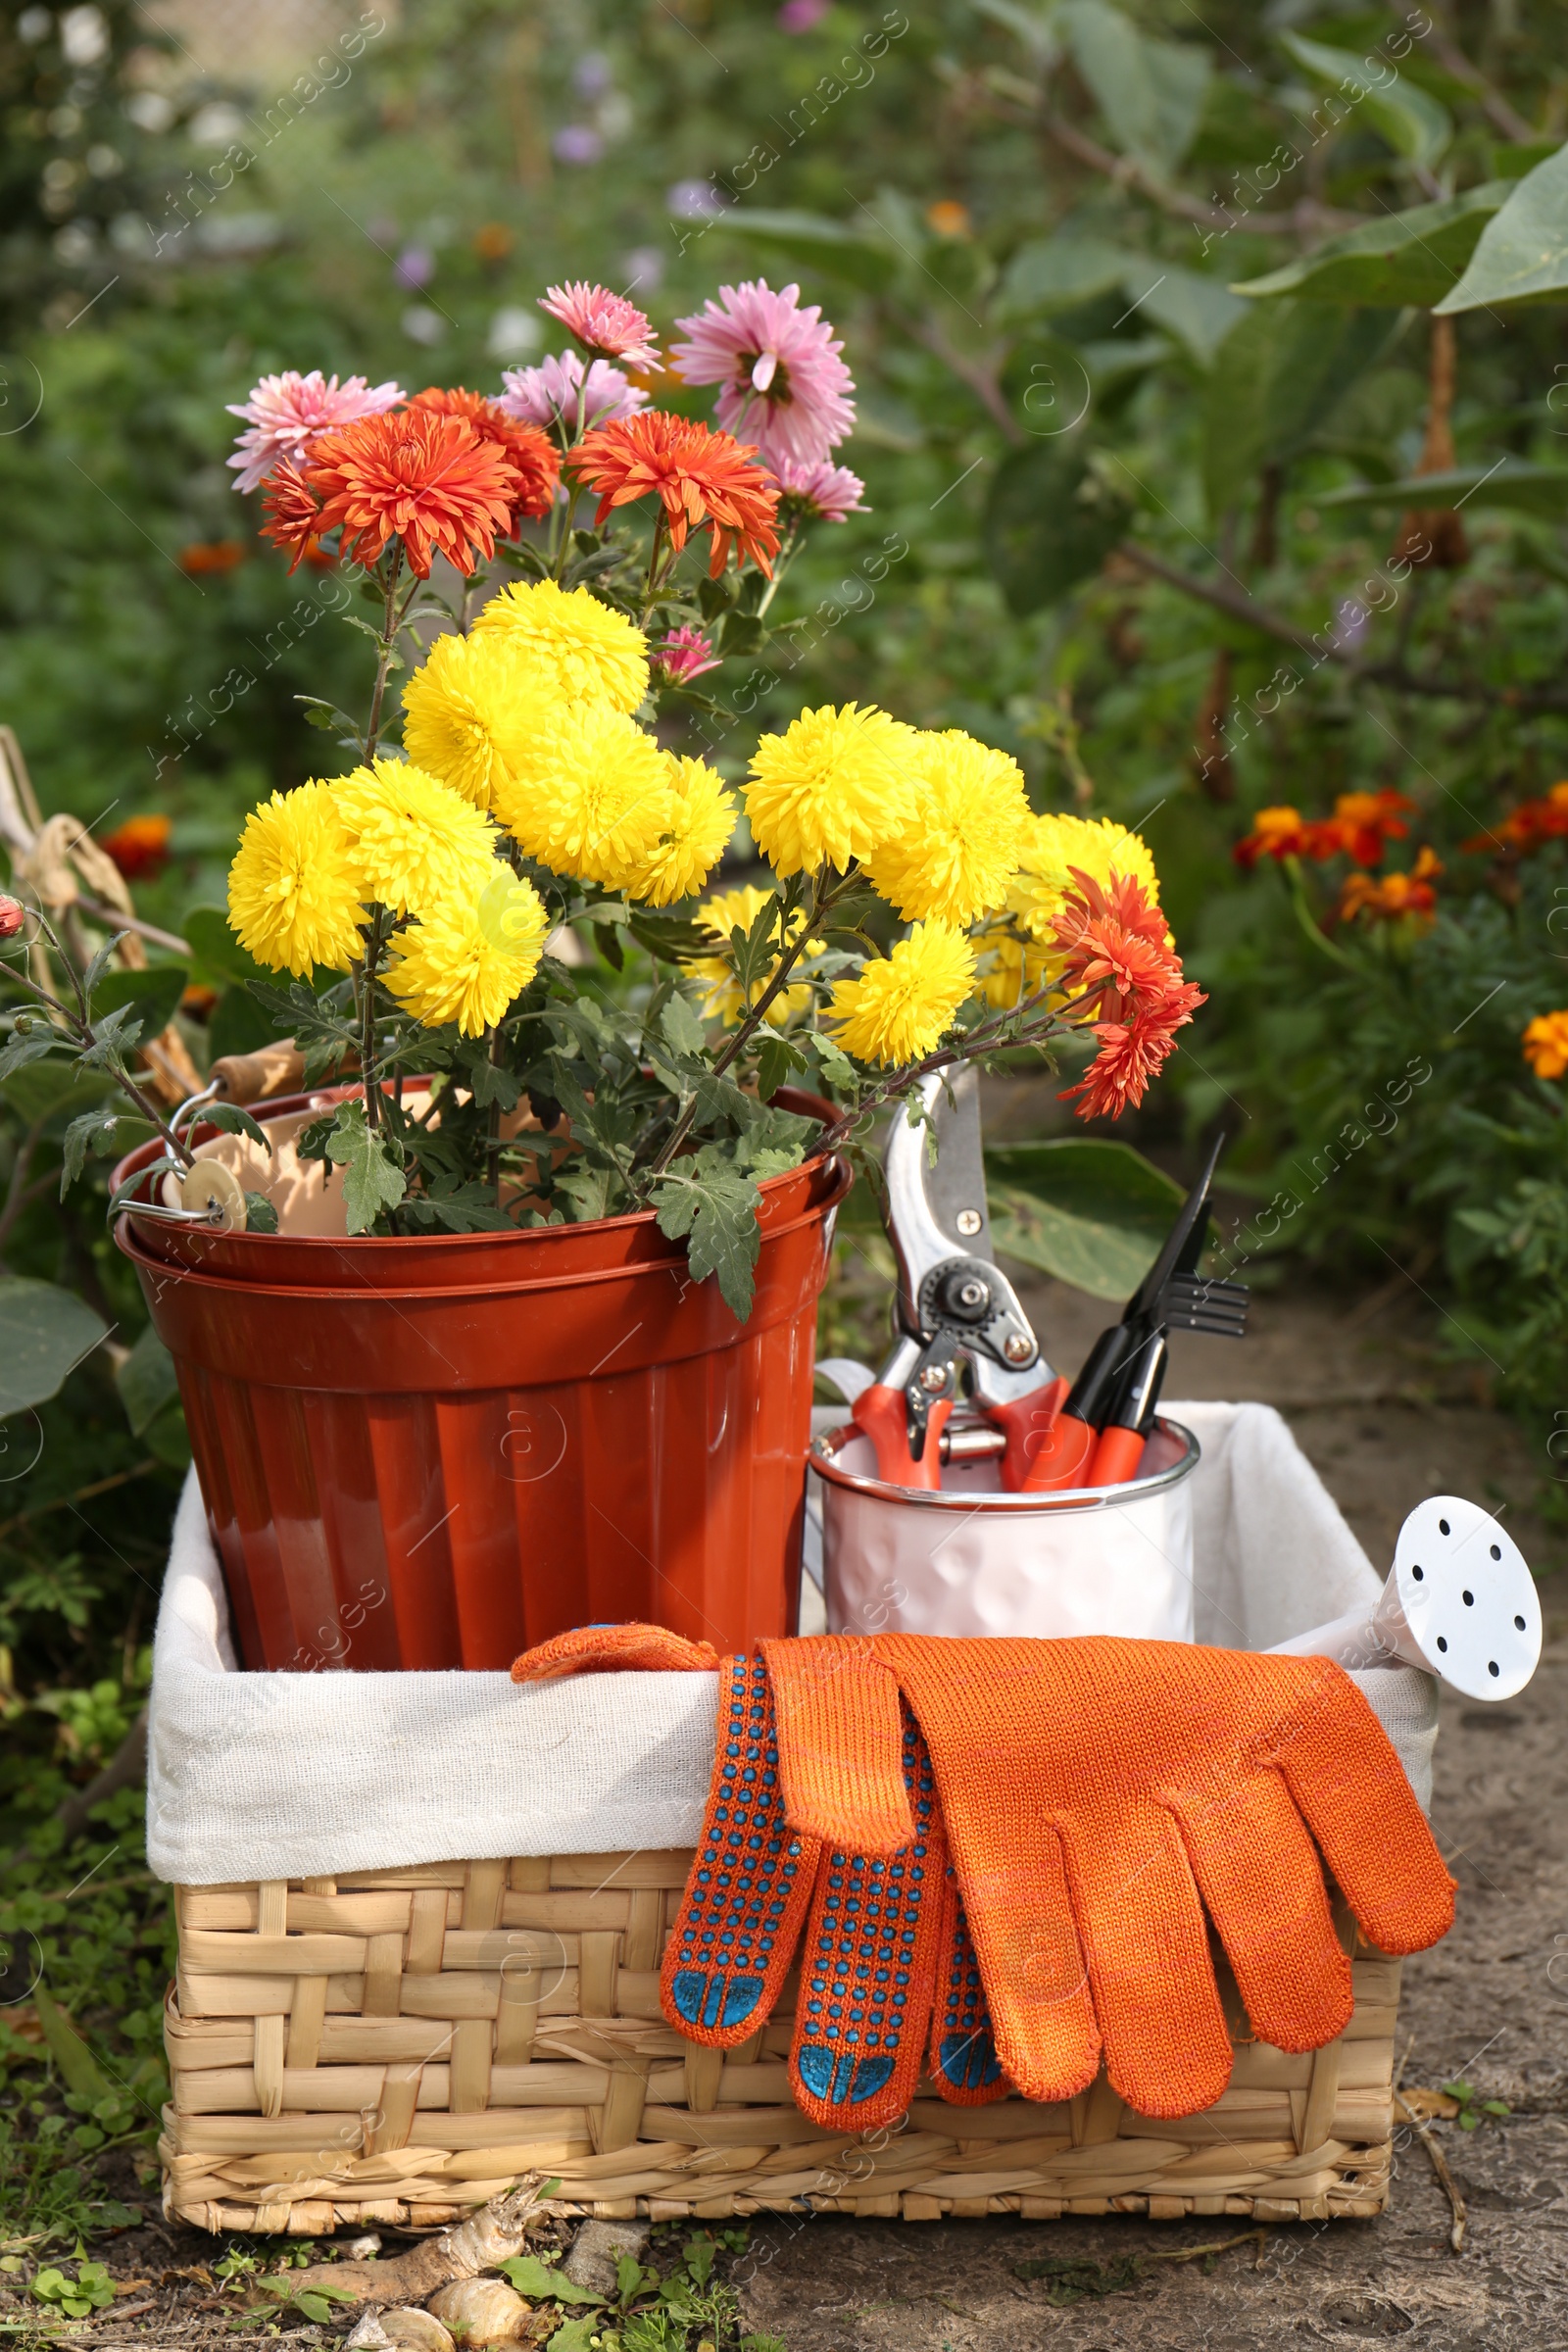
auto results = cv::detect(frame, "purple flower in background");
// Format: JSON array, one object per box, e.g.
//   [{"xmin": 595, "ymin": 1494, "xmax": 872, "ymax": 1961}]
[
  {"xmin": 500, "ymin": 350, "xmax": 652, "ymax": 434},
  {"xmin": 667, "ymin": 178, "xmax": 726, "ymax": 220},
  {"xmin": 554, "ymin": 123, "xmax": 604, "ymax": 166},
  {"xmin": 395, "ymin": 244, "xmax": 434, "ymax": 289},
  {"xmin": 653, "ymin": 624, "xmax": 722, "ymax": 685},
  {"xmin": 777, "ymin": 0, "xmax": 830, "ymax": 27},
  {"xmin": 671, "ymin": 276, "xmax": 856, "ymax": 468},
  {"xmin": 768, "ymin": 455, "xmax": 866, "ymax": 521},
  {"xmin": 573, "ymin": 50, "xmax": 612, "ymax": 97}
]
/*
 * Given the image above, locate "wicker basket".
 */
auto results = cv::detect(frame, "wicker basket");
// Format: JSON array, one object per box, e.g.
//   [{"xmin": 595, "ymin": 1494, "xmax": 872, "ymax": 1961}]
[{"xmin": 162, "ymin": 1848, "xmax": 1402, "ymax": 2233}]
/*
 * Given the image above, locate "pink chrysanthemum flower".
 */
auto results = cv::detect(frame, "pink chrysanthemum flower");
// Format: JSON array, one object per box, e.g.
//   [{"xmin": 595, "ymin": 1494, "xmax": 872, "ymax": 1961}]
[
  {"xmin": 653, "ymin": 624, "xmax": 721, "ymax": 685},
  {"xmin": 499, "ymin": 351, "xmax": 651, "ymax": 437},
  {"xmin": 225, "ymin": 369, "xmax": 405, "ymax": 495},
  {"xmin": 538, "ymin": 282, "xmax": 662, "ymax": 371},
  {"xmin": 670, "ymin": 277, "xmax": 856, "ymax": 469},
  {"xmin": 769, "ymin": 456, "xmax": 867, "ymax": 522}
]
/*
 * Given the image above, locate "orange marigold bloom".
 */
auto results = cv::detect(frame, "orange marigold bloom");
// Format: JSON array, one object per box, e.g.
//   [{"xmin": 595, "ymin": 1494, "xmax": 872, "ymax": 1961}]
[
  {"xmin": 103, "ymin": 812, "xmax": 172, "ymax": 880},
  {"xmin": 177, "ymin": 539, "xmax": 246, "ymax": 576},
  {"xmin": 1331, "ymin": 788, "xmax": 1413, "ymax": 867},
  {"xmin": 1234, "ymin": 805, "xmax": 1308, "ymax": 868},
  {"xmin": 1523, "ymin": 1009, "xmax": 1568, "ymax": 1080},
  {"xmin": 569, "ymin": 412, "xmax": 781, "ymax": 578},
  {"xmin": 409, "ymin": 386, "xmax": 561, "ymax": 526},
  {"xmin": 1466, "ymin": 779, "xmax": 1568, "ymax": 856},
  {"xmin": 1338, "ymin": 845, "xmax": 1443, "ymax": 927},
  {"xmin": 265, "ymin": 411, "xmax": 522, "ymax": 578}
]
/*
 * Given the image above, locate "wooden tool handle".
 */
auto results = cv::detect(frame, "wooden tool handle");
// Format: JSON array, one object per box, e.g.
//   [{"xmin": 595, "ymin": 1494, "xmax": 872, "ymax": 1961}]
[{"xmin": 209, "ymin": 1041, "xmax": 306, "ymax": 1103}]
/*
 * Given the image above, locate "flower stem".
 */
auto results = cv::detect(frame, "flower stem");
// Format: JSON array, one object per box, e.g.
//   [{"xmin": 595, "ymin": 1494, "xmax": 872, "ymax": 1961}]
[
  {"xmin": 1, "ymin": 943, "xmax": 195, "ymax": 1167},
  {"xmin": 756, "ymin": 517, "xmax": 801, "ymax": 617},
  {"xmin": 359, "ymin": 910, "xmax": 389, "ymax": 1134},
  {"xmin": 364, "ymin": 542, "xmax": 406, "ymax": 764}
]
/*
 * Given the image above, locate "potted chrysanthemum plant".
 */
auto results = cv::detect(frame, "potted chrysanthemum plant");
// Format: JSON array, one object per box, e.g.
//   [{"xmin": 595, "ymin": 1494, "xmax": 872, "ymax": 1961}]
[{"xmin": 47, "ymin": 275, "xmax": 1200, "ymax": 1670}]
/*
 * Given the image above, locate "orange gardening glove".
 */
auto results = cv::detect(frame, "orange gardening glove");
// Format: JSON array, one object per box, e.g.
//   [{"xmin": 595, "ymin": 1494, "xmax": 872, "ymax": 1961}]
[
  {"xmin": 511, "ymin": 1623, "xmax": 719, "ymax": 1681},
  {"xmin": 860, "ymin": 1635, "xmax": 1456, "ymax": 2119}
]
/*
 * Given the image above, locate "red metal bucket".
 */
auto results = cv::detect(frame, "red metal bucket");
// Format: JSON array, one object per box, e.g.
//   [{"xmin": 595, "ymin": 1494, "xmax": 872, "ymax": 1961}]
[{"xmin": 115, "ymin": 1089, "xmax": 850, "ymax": 1670}]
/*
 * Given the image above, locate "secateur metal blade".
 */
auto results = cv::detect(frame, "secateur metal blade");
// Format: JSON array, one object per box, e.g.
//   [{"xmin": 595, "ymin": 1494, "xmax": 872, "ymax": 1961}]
[{"xmin": 880, "ymin": 1068, "xmax": 1051, "ymax": 1448}]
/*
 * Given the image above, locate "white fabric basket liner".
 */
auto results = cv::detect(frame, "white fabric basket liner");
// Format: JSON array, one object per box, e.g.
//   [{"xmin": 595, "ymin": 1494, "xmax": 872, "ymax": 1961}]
[{"xmin": 147, "ymin": 1399, "xmax": 1438, "ymax": 1886}]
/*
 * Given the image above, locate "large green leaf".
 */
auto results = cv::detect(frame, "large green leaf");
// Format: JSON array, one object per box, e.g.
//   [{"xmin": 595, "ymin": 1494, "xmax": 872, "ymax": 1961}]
[
  {"xmin": 90, "ymin": 962, "xmax": 187, "ymax": 1043},
  {"xmin": 1202, "ymin": 301, "xmax": 1399, "ymax": 515},
  {"xmin": 1061, "ymin": 1, "xmax": 1210, "ymax": 183},
  {"xmin": 115, "ymin": 1321, "xmax": 179, "ymax": 1437},
  {"xmin": 1120, "ymin": 259, "xmax": 1246, "ymax": 363},
  {"xmin": 182, "ymin": 903, "xmax": 270, "ymax": 989},
  {"xmin": 1280, "ymin": 32, "xmax": 1451, "ymax": 171},
  {"xmin": 982, "ymin": 437, "xmax": 1132, "ymax": 615},
  {"xmin": 999, "ymin": 234, "xmax": 1129, "ymax": 318},
  {"xmin": 1318, "ymin": 462, "xmax": 1568, "ymax": 518},
  {"xmin": 0, "ymin": 1061, "xmax": 115, "ymax": 1130},
  {"xmin": 710, "ymin": 207, "xmax": 898, "ymax": 293},
  {"xmin": 1231, "ymin": 186, "xmax": 1506, "ymax": 308},
  {"xmin": 208, "ymin": 983, "xmax": 277, "ymax": 1060},
  {"xmin": 986, "ymin": 1139, "xmax": 1183, "ymax": 1300},
  {"xmin": 1436, "ymin": 141, "xmax": 1568, "ymax": 313},
  {"xmin": 0, "ymin": 1278, "xmax": 109, "ymax": 1415}
]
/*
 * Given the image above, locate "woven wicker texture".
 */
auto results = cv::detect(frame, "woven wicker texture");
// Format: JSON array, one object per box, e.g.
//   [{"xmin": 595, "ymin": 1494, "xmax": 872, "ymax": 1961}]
[{"xmin": 162, "ymin": 1851, "xmax": 1400, "ymax": 2233}]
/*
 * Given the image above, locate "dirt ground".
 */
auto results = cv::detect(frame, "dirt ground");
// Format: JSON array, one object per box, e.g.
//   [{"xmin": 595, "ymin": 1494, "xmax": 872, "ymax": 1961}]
[{"xmin": 43, "ymin": 1273, "xmax": 1568, "ymax": 2349}]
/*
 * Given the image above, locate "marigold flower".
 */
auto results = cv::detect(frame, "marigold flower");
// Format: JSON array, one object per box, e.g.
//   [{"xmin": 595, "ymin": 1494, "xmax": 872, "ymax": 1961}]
[
  {"xmin": 177, "ymin": 540, "xmax": 246, "ymax": 577},
  {"xmin": 690, "ymin": 884, "xmax": 821, "ymax": 1028},
  {"xmin": 1338, "ymin": 845, "xmax": 1443, "ymax": 927},
  {"xmin": 1234, "ymin": 805, "xmax": 1310, "ymax": 869},
  {"xmin": 470, "ymin": 578, "xmax": 649, "ymax": 712},
  {"xmin": 829, "ymin": 922, "xmax": 976, "ymax": 1067},
  {"xmin": 767, "ymin": 456, "xmax": 866, "ymax": 522},
  {"xmin": 671, "ymin": 278, "xmax": 856, "ymax": 469},
  {"xmin": 569, "ymin": 413, "xmax": 780, "ymax": 579},
  {"xmin": 1060, "ymin": 994, "xmax": 1204, "ymax": 1122},
  {"xmin": 1522, "ymin": 1009, "xmax": 1568, "ymax": 1080},
  {"xmin": 103, "ymin": 812, "xmax": 172, "ymax": 880},
  {"xmin": 227, "ymin": 781, "xmax": 366, "ymax": 977},
  {"xmin": 333, "ymin": 758, "xmax": 500, "ymax": 917},
  {"xmin": 408, "ymin": 386, "xmax": 562, "ymax": 527},
  {"xmin": 621, "ymin": 755, "xmax": 737, "ymax": 907},
  {"xmin": 269, "ymin": 411, "xmax": 522, "ymax": 578},
  {"xmin": 384, "ymin": 867, "xmax": 548, "ymax": 1037},
  {"xmin": 745, "ymin": 702, "xmax": 919, "ymax": 877},
  {"xmin": 1467, "ymin": 780, "xmax": 1568, "ymax": 856},
  {"xmin": 501, "ymin": 351, "xmax": 651, "ymax": 436},
  {"xmin": 867, "ymin": 730, "xmax": 1028, "ymax": 927},
  {"xmin": 652, "ymin": 623, "xmax": 720, "ymax": 686},
  {"xmin": 226, "ymin": 368, "xmax": 404, "ymax": 495},
  {"xmin": 399, "ymin": 631, "xmax": 562, "ymax": 814},
  {"xmin": 540, "ymin": 281, "xmax": 662, "ymax": 371},
  {"xmin": 493, "ymin": 702, "xmax": 669, "ymax": 889},
  {"xmin": 1332, "ymin": 788, "xmax": 1413, "ymax": 867}
]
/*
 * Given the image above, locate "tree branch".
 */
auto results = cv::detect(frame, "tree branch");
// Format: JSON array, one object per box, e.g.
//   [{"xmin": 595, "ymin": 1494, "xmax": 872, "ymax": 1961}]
[
  {"xmin": 1407, "ymin": 7, "xmax": 1535, "ymax": 143},
  {"xmin": 1038, "ymin": 115, "xmax": 1362, "ymax": 238}
]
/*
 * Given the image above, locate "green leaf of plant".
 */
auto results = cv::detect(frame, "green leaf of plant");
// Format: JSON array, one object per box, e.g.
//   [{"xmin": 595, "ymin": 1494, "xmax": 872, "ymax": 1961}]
[
  {"xmin": 651, "ymin": 1150, "xmax": 763, "ymax": 1319},
  {"xmin": 985, "ymin": 1139, "xmax": 1184, "ymax": 1298},
  {"xmin": 1231, "ymin": 185, "xmax": 1507, "ymax": 306},
  {"xmin": 982, "ymin": 437, "xmax": 1132, "ymax": 616},
  {"xmin": 31, "ymin": 1986, "xmax": 114, "ymax": 2102},
  {"xmin": 1061, "ymin": 0, "xmax": 1210, "ymax": 182},
  {"xmin": 182, "ymin": 905, "xmax": 270, "ymax": 989},
  {"xmin": 999, "ymin": 233, "xmax": 1129, "ymax": 318},
  {"xmin": 660, "ymin": 989, "xmax": 708, "ymax": 1064},
  {"xmin": 626, "ymin": 909, "xmax": 718, "ymax": 965},
  {"xmin": 208, "ymin": 982, "xmax": 277, "ymax": 1059},
  {"xmin": 1279, "ymin": 31, "xmax": 1451, "ymax": 171},
  {"xmin": 200, "ymin": 1101, "xmax": 271, "ymax": 1152},
  {"xmin": 1436, "ymin": 140, "xmax": 1568, "ymax": 311},
  {"xmin": 61, "ymin": 1106, "xmax": 125, "ymax": 1194},
  {"xmin": 544, "ymin": 2319, "xmax": 603, "ymax": 2352},
  {"xmin": 499, "ymin": 2255, "xmax": 604, "ymax": 2305},
  {"xmin": 1317, "ymin": 461, "xmax": 1568, "ymax": 517},
  {"xmin": 710, "ymin": 206, "xmax": 900, "ymax": 293},
  {"xmin": 116, "ymin": 1321, "xmax": 179, "ymax": 1436},
  {"xmin": 324, "ymin": 1101, "xmax": 407, "ymax": 1233},
  {"xmin": 1, "ymin": 1059, "xmax": 114, "ymax": 1130},
  {"xmin": 755, "ymin": 1032, "xmax": 806, "ymax": 1103},
  {"xmin": 1118, "ymin": 259, "xmax": 1246, "ymax": 363},
  {"xmin": 0, "ymin": 1279, "xmax": 111, "ymax": 1401},
  {"xmin": 1201, "ymin": 301, "xmax": 1400, "ymax": 516},
  {"xmin": 90, "ymin": 961, "xmax": 187, "ymax": 1043},
  {"xmin": 0, "ymin": 1028, "xmax": 61, "ymax": 1085}
]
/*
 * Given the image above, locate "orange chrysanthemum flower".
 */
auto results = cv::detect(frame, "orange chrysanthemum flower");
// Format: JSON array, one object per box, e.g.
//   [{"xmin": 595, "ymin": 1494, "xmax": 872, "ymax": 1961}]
[
  {"xmin": 263, "ymin": 411, "xmax": 522, "ymax": 578},
  {"xmin": 1061, "ymin": 997, "xmax": 1204, "ymax": 1121},
  {"xmin": 569, "ymin": 412, "xmax": 781, "ymax": 577},
  {"xmin": 1050, "ymin": 870, "xmax": 1205, "ymax": 1122},
  {"xmin": 409, "ymin": 386, "xmax": 561, "ymax": 527}
]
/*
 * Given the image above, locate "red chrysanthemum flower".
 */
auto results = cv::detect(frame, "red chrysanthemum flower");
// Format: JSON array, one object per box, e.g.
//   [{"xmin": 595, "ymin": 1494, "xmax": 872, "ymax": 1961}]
[
  {"xmin": 568, "ymin": 412, "xmax": 781, "ymax": 578},
  {"xmin": 103, "ymin": 812, "xmax": 172, "ymax": 880},
  {"xmin": 409, "ymin": 386, "xmax": 562, "ymax": 527},
  {"xmin": 264, "ymin": 411, "xmax": 522, "ymax": 578},
  {"xmin": 1050, "ymin": 869, "xmax": 1181, "ymax": 1022},
  {"xmin": 1060, "ymin": 992, "xmax": 1205, "ymax": 1121}
]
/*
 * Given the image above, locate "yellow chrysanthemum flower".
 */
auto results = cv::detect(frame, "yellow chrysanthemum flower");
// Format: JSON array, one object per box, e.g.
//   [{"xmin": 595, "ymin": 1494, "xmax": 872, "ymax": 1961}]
[
  {"xmin": 470, "ymin": 578, "xmax": 649, "ymax": 712},
  {"xmin": 745, "ymin": 702, "xmax": 920, "ymax": 877},
  {"xmin": 690, "ymin": 883, "xmax": 821, "ymax": 1029},
  {"xmin": 830, "ymin": 923, "xmax": 977, "ymax": 1066},
  {"xmin": 333, "ymin": 757, "xmax": 500, "ymax": 918},
  {"xmin": 977, "ymin": 813, "xmax": 1164, "ymax": 1009},
  {"xmin": 399, "ymin": 631, "xmax": 564, "ymax": 814},
  {"xmin": 226, "ymin": 779, "xmax": 366, "ymax": 977},
  {"xmin": 622, "ymin": 755, "xmax": 737, "ymax": 907},
  {"xmin": 866, "ymin": 729, "xmax": 1029, "ymax": 926},
  {"xmin": 492, "ymin": 702, "xmax": 668, "ymax": 889},
  {"xmin": 383, "ymin": 868, "xmax": 549, "ymax": 1037}
]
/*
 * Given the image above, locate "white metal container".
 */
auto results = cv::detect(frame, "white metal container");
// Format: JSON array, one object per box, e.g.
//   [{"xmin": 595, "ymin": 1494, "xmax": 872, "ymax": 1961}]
[{"xmin": 810, "ymin": 1414, "xmax": 1200, "ymax": 1642}]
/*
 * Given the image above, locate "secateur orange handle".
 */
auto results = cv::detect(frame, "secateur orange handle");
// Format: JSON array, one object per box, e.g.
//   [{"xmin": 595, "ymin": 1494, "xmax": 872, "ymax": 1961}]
[
  {"xmin": 853, "ymin": 1383, "xmax": 953, "ymax": 1491},
  {"xmin": 985, "ymin": 1375, "xmax": 1070, "ymax": 1493},
  {"xmin": 1086, "ymin": 1423, "xmax": 1148, "ymax": 1487},
  {"xmin": 1015, "ymin": 1405, "xmax": 1099, "ymax": 1494}
]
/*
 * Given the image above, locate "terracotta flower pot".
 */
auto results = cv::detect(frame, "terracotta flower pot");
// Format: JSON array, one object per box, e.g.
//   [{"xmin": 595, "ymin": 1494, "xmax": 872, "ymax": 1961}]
[{"xmin": 114, "ymin": 1086, "xmax": 851, "ymax": 1670}]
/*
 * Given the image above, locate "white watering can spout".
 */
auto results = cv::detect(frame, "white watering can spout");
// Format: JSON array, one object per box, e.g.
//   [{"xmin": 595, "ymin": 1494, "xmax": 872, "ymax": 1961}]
[{"xmin": 1269, "ymin": 1494, "xmax": 1542, "ymax": 1701}]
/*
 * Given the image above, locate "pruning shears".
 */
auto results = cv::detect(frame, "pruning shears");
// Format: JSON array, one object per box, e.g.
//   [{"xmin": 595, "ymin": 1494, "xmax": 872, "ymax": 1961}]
[{"xmin": 851, "ymin": 1069, "xmax": 1068, "ymax": 1491}]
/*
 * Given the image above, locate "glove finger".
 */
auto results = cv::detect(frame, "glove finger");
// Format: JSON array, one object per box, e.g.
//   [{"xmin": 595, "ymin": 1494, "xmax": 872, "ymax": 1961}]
[
  {"xmin": 662, "ymin": 1654, "xmax": 819, "ymax": 2046},
  {"xmin": 511, "ymin": 1622, "xmax": 719, "ymax": 1681},
  {"xmin": 1057, "ymin": 1806, "xmax": 1234, "ymax": 2119},
  {"xmin": 928, "ymin": 1867, "xmax": 1009, "ymax": 2105},
  {"xmin": 1164, "ymin": 1770, "xmax": 1351, "ymax": 2055},
  {"xmin": 790, "ymin": 1712, "xmax": 944, "ymax": 2130},
  {"xmin": 951, "ymin": 1822, "xmax": 1101, "ymax": 2108},
  {"xmin": 761, "ymin": 1636, "xmax": 911, "ymax": 1855},
  {"xmin": 1269, "ymin": 1670, "xmax": 1455, "ymax": 1955}
]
